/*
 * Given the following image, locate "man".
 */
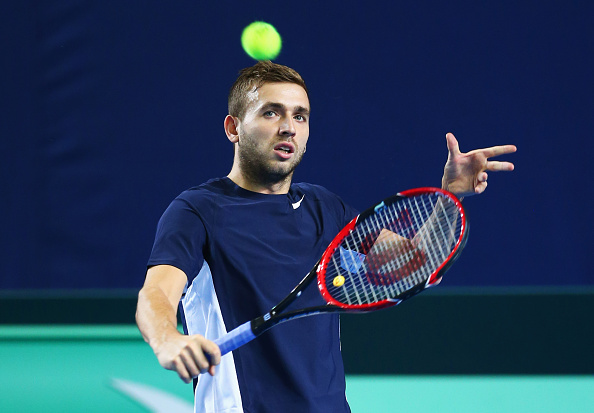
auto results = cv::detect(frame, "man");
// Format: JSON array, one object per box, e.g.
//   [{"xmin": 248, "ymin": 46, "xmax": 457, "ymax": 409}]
[{"xmin": 136, "ymin": 61, "xmax": 516, "ymax": 413}]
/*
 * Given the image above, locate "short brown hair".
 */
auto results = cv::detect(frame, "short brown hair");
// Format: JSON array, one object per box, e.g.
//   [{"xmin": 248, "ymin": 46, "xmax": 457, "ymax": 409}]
[{"xmin": 228, "ymin": 61, "xmax": 309, "ymax": 119}]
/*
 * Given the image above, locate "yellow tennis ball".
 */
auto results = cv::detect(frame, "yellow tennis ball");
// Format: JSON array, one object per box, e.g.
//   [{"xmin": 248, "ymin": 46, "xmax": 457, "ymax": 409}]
[
  {"xmin": 333, "ymin": 275, "xmax": 345, "ymax": 287},
  {"xmin": 241, "ymin": 21, "xmax": 282, "ymax": 60}
]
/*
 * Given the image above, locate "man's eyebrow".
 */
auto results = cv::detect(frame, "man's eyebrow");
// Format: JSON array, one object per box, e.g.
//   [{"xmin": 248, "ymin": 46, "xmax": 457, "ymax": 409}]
[
  {"xmin": 294, "ymin": 105, "xmax": 311, "ymax": 116},
  {"xmin": 260, "ymin": 102, "xmax": 284, "ymax": 111},
  {"xmin": 260, "ymin": 102, "xmax": 310, "ymax": 116}
]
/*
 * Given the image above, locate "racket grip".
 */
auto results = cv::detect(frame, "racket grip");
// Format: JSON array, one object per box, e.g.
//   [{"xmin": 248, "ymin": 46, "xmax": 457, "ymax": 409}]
[{"xmin": 213, "ymin": 321, "xmax": 256, "ymax": 356}]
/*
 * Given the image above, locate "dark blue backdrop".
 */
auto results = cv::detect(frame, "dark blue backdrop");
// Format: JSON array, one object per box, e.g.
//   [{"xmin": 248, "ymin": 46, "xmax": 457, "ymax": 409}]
[{"xmin": 2, "ymin": 1, "xmax": 592, "ymax": 289}]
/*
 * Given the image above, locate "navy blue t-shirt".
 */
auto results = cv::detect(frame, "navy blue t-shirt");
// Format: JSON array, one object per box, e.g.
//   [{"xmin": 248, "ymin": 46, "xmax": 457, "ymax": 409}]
[{"xmin": 148, "ymin": 177, "xmax": 358, "ymax": 413}]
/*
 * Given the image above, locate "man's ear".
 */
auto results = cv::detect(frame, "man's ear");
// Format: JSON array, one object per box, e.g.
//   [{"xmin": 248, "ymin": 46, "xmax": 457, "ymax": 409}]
[{"xmin": 224, "ymin": 115, "xmax": 240, "ymax": 143}]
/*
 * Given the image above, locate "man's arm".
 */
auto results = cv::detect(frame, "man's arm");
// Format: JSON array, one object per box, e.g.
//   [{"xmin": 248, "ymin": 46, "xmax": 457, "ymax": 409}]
[{"xmin": 136, "ymin": 264, "xmax": 221, "ymax": 382}]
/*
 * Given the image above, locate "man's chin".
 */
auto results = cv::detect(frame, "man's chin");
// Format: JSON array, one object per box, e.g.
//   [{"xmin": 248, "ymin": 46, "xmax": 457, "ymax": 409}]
[
  {"xmin": 257, "ymin": 162, "xmax": 299, "ymax": 183},
  {"xmin": 270, "ymin": 160, "xmax": 302, "ymax": 177}
]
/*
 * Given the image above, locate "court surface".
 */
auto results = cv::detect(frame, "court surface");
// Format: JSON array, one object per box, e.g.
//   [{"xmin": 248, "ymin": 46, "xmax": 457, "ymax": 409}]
[{"xmin": 1, "ymin": 325, "xmax": 592, "ymax": 412}]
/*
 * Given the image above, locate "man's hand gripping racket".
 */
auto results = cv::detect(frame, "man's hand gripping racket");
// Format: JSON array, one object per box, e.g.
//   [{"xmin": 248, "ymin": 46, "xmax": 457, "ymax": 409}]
[{"xmin": 213, "ymin": 187, "xmax": 469, "ymax": 356}]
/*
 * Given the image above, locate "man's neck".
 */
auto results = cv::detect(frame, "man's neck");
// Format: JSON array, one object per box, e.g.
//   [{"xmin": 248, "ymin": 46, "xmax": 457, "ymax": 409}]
[{"xmin": 227, "ymin": 170, "xmax": 292, "ymax": 195}]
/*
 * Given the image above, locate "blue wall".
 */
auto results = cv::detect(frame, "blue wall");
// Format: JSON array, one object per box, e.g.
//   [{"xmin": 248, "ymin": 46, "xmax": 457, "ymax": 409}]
[{"xmin": 2, "ymin": 1, "xmax": 592, "ymax": 289}]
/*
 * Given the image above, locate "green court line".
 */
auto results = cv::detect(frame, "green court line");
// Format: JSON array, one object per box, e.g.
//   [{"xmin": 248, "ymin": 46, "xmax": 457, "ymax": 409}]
[
  {"xmin": 0, "ymin": 325, "xmax": 143, "ymax": 340},
  {"xmin": 0, "ymin": 324, "xmax": 189, "ymax": 341}
]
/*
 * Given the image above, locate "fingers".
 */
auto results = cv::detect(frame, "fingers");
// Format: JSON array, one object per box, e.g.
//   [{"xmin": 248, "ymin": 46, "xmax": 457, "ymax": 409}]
[
  {"xmin": 442, "ymin": 132, "xmax": 516, "ymax": 198},
  {"xmin": 184, "ymin": 336, "xmax": 221, "ymax": 380},
  {"xmin": 479, "ymin": 144, "xmax": 517, "ymax": 159},
  {"xmin": 157, "ymin": 335, "xmax": 221, "ymax": 383},
  {"xmin": 172, "ymin": 356, "xmax": 194, "ymax": 383},
  {"xmin": 181, "ymin": 343, "xmax": 207, "ymax": 377},
  {"xmin": 445, "ymin": 132, "xmax": 461, "ymax": 156},
  {"xmin": 201, "ymin": 339, "xmax": 222, "ymax": 376},
  {"xmin": 486, "ymin": 160, "xmax": 515, "ymax": 172},
  {"xmin": 475, "ymin": 180, "xmax": 488, "ymax": 194},
  {"xmin": 172, "ymin": 345, "xmax": 203, "ymax": 383}
]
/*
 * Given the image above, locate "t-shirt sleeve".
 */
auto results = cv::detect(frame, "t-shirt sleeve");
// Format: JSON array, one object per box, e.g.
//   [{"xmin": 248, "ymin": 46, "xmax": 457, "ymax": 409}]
[
  {"xmin": 342, "ymin": 201, "xmax": 359, "ymax": 226},
  {"xmin": 324, "ymin": 187, "xmax": 359, "ymax": 227},
  {"xmin": 147, "ymin": 197, "xmax": 206, "ymax": 279},
  {"xmin": 308, "ymin": 183, "xmax": 359, "ymax": 228}
]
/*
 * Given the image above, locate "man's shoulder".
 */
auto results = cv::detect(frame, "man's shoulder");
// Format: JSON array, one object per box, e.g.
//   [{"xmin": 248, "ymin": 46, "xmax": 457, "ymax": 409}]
[
  {"xmin": 292, "ymin": 182, "xmax": 358, "ymax": 221},
  {"xmin": 177, "ymin": 177, "xmax": 230, "ymax": 203}
]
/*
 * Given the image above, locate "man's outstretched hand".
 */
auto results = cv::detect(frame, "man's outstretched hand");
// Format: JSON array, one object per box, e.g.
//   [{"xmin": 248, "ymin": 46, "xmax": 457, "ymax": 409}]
[{"xmin": 441, "ymin": 132, "xmax": 517, "ymax": 199}]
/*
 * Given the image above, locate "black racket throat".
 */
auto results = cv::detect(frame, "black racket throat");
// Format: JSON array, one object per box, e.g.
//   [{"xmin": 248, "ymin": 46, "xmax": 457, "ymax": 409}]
[
  {"xmin": 250, "ymin": 260, "xmax": 338, "ymax": 336},
  {"xmin": 270, "ymin": 260, "xmax": 320, "ymax": 315},
  {"xmin": 250, "ymin": 304, "xmax": 341, "ymax": 336}
]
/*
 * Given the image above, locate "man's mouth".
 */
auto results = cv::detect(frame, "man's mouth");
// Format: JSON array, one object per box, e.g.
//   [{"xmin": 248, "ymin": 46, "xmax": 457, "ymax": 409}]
[{"xmin": 274, "ymin": 142, "xmax": 295, "ymax": 155}]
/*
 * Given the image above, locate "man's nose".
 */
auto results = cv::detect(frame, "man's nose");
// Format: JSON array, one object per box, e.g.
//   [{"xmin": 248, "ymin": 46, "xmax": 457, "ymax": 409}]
[{"xmin": 279, "ymin": 116, "xmax": 296, "ymax": 136}]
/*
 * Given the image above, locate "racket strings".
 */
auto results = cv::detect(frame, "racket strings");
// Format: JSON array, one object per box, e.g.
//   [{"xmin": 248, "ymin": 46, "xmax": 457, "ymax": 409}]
[{"xmin": 325, "ymin": 193, "xmax": 462, "ymax": 306}]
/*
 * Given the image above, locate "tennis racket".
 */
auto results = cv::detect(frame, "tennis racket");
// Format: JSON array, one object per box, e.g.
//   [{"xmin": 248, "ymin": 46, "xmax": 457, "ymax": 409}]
[{"xmin": 214, "ymin": 187, "xmax": 469, "ymax": 356}]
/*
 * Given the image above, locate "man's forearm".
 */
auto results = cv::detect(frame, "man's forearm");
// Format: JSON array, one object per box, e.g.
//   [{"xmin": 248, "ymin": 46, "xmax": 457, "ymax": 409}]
[{"xmin": 136, "ymin": 285, "xmax": 181, "ymax": 350}]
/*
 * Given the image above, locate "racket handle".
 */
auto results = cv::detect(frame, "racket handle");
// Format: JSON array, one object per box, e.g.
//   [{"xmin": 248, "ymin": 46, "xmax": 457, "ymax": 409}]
[{"xmin": 213, "ymin": 321, "xmax": 256, "ymax": 356}]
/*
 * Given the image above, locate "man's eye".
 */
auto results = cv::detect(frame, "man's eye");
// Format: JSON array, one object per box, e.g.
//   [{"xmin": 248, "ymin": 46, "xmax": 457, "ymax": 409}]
[
  {"xmin": 294, "ymin": 115, "xmax": 306, "ymax": 121},
  {"xmin": 264, "ymin": 111, "xmax": 276, "ymax": 117}
]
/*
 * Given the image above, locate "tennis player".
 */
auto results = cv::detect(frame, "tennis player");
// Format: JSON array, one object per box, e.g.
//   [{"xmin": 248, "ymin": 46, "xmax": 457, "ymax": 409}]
[{"xmin": 136, "ymin": 61, "xmax": 516, "ymax": 413}]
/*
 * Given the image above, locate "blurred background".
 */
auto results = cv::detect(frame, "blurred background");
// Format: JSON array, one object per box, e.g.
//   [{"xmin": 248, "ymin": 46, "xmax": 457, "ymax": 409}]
[{"xmin": 1, "ymin": 1, "xmax": 593, "ymax": 411}]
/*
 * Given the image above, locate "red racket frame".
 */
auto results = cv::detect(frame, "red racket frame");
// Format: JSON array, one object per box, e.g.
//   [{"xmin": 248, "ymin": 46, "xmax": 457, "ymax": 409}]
[{"xmin": 317, "ymin": 187, "xmax": 467, "ymax": 311}]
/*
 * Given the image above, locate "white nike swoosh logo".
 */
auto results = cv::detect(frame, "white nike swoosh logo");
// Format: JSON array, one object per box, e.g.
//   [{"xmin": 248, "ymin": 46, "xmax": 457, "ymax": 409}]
[{"xmin": 292, "ymin": 194, "xmax": 305, "ymax": 209}]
